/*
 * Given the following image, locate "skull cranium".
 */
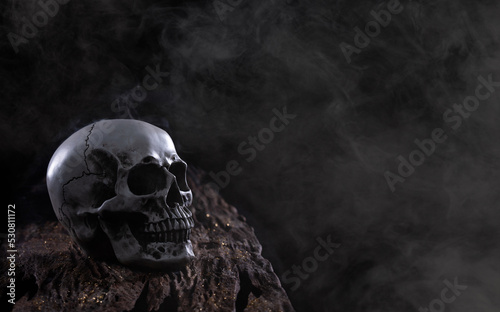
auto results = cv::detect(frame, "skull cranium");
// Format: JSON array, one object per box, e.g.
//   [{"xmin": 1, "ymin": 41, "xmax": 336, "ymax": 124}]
[{"xmin": 46, "ymin": 119, "xmax": 194, "ymax": 269}]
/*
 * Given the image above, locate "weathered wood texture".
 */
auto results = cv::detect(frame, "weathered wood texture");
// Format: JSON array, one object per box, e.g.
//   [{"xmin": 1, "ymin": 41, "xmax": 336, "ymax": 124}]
[{"xmin": 1, "ymin": 173, "xmax": 294, "ymax": 312}]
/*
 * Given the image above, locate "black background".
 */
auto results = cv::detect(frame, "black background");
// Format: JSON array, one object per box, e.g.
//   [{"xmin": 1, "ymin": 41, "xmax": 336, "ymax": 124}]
[{"xmin": 2, "ymin": 0, "xmax": 500, "ymax": 311}]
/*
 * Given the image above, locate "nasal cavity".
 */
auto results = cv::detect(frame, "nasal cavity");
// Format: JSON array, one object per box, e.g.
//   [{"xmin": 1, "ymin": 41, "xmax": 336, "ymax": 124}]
[
  {"xmin": 127, "ymin": 163, "xmax": 168, "ymax": 195},
  {"xmin": 166, "ymin": 181, "xmax": 183, "ymax": 208}
]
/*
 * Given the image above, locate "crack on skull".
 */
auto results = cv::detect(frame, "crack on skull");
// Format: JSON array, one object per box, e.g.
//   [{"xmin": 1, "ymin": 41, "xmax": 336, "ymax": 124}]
[
  {"xmin": 82, "ymin": 123, "xmax": 95, "ymax": 171},
  {"xmin": 59, "ymin": 124, "xmax": 116, "ymax": 230},
  {"xmin": 59, "ymin": 123, "xmax": 97, "ymax": 228}
]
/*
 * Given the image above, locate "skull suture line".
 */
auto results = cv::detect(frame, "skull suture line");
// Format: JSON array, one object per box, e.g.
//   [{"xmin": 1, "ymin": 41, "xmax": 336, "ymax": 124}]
[{"xmin": 46, "ymin": 119, "xmax": 195, "ymax": 269}]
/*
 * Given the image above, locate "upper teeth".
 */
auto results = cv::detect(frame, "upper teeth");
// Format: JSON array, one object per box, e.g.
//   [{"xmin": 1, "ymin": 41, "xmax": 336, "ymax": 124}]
[
  {"xmin": 143, "ymin": 217, "xmax": 194, "ymax": 233},
  {"xmin": 166, "ymin": 205, "xmax": 192, "ymax": 219}
]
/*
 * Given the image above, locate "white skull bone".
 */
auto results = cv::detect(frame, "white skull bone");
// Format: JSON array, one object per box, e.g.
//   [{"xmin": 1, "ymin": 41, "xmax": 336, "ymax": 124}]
[{"xmin": 46, "ymin": 119, "xmax": 194, "ymax": 269}]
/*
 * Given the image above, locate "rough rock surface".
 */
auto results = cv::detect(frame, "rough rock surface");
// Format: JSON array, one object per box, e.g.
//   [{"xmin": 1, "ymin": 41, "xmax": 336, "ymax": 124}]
[{"xmin": 0, "ymin": 171, "xmax": 294, "ymax": 312}]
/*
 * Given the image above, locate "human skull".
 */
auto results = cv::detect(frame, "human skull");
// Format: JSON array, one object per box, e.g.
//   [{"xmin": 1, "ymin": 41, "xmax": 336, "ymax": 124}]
[{"xmin": 46, "ymin": 119, "xmax": 194, "ymax": 269}]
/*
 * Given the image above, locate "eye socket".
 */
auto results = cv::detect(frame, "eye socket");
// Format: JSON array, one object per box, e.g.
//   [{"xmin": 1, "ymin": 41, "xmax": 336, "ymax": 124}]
[
  {"xmin": 127, "ymin": 163, "xmax": 168, "ymax": 195},
  {"xmin": 168, "ymin": 161, "xmax": 189, "ymax": 191},
  {"xmin": 141, "ymin": 156, "xmax": 157, "ymax": 164}
]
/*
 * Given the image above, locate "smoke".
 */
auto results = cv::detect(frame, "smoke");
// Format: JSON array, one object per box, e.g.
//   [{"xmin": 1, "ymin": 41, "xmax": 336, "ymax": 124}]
[{"xmin": 2, "ymin": 0, "xmax": 500, "ymax": 311}]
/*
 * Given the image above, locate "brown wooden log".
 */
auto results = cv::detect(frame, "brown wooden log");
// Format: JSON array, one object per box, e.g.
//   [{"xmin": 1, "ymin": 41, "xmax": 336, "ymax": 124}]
[{"xmin": 1, "ymin": 171, "xmax": 294, "ymax": 312}]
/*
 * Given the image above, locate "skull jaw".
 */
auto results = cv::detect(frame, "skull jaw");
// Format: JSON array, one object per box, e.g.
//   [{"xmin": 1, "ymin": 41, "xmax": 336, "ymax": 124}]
[{"xmin": 100, "ymin": 220, "xmax": 195, "ymax": 270}]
